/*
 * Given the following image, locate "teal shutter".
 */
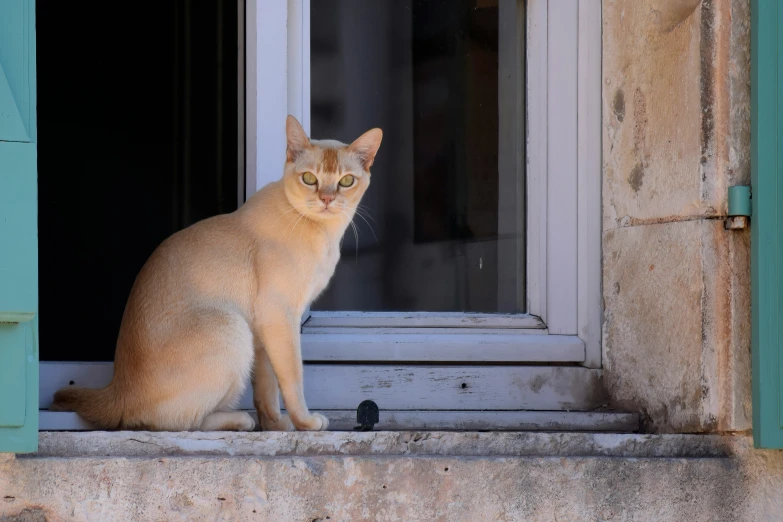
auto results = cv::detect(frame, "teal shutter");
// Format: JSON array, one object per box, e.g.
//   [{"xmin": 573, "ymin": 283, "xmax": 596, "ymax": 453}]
[
  {"xmin": 751, "ymin": 0, "xmax": 783, "ymax": 449},
  {"xmin": 0, "ymin": 0, "xmax": 38, "ymax": 453}
]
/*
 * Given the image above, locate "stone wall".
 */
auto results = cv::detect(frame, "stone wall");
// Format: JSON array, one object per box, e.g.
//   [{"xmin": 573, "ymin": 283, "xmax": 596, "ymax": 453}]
[{"xmin": 602, "ymin": 0, "xmax": 752, "ymax": 432}]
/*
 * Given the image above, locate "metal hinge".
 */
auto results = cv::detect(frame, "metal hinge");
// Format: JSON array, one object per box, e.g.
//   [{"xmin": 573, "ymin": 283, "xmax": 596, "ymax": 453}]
[{"xmin": 725, "ymin": 185, "xmax": 751, "ymax": 230}]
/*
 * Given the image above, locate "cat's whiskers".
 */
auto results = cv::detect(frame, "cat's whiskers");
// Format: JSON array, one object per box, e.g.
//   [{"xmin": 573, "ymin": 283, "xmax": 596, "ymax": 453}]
[
  {"xmin": 276, "ymin": 203, "xmax": 309, "ymax": 230},
  {"xmin": 288, "ymin": 209, "xmax": 309, "ymax": 237},
  {"xmin": 350, "ymin": 206, "xmax": 379, "ymax": 244},
  {"xmin": 337, "ymin": 208, "xmax": 360, "ymax": 261},
  {"xmin": 356, "ymin": 203, "xmax": 377, "ymax": 223}
]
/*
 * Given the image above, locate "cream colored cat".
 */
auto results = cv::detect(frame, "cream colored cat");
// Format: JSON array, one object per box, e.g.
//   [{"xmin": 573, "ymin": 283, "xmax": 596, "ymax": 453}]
[{"xmin": 51, "ymin": 116, "xmax": 382, "ymax": 432}]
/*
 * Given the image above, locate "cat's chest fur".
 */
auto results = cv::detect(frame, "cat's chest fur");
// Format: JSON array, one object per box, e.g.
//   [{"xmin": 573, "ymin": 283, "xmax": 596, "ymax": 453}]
[{"xmin": 307, "ymin": 237, "xmax": 341, "ymax": 303}]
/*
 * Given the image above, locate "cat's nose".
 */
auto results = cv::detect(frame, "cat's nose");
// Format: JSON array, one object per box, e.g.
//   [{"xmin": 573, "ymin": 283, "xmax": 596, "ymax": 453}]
[{"xmin": 320, "ymin": 194, "xmax": 335, "ymax": 207}]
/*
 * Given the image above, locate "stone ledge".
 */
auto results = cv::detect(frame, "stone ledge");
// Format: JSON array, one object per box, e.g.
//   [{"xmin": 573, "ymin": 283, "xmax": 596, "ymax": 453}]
[
  {"xmin": 3, "ymin": 433, "xmax": 782, "ymax": 521},
  {"xmin": 27, "ymin": 430, "xmax": 753, "ymax": 459},
  {"xmin": 3, "ymin": 444, "xmax": 782, "ymax": 522}
]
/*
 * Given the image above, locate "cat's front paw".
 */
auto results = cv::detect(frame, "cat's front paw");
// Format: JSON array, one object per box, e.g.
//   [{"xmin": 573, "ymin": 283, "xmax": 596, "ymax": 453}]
[
  {"xmin": 294, "ymin": 412, "xmax": 329, "ymax": 431},
  {"xmin": 261, "ymin": 413, "xmax": 295, "ymax": 432}
]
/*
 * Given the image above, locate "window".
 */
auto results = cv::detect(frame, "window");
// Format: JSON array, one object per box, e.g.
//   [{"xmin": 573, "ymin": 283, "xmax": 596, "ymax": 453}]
[
  {"xmin": 37, "ymin": 0, "xmax": 607, "ymax": 431},
  {"xmin": 246, "ymin": 0, "xmax": 604, "ymax": 427}
]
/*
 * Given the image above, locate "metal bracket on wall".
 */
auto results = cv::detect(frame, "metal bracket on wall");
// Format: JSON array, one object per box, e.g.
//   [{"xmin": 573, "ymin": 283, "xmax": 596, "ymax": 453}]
[{"xmin": 725, "ymin": 185, "xmax": 751, "ymax": 230}]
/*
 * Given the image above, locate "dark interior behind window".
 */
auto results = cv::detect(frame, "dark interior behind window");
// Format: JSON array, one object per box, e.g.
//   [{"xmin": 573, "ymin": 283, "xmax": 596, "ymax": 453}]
[{"xmin": 38, "ymin": 1, "xmax": 240, "ymax": 361}]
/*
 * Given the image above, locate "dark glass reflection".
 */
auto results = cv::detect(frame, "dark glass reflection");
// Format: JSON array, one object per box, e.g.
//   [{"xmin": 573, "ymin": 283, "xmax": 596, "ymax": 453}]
[{"xmin": 312, "ymin": 0, "xmax": 523, "ymax": 313}]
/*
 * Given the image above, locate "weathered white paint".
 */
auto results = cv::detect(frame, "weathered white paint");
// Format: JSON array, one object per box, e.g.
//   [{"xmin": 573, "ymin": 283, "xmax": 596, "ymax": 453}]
[
  {"xmin": 246, "ymin": 0, "xmax": 310, "ymax": 196},
  {"xmin": 306, "ymin": 311, "xmax": 545, "ymax": 329},
  {"xmin": 39, "ymin": 363, "xmax": 604, "ymax": 412},
  {"xmin": 546, "ymin": 0, "xmax": 579, "ymax": 334},
  {"xmin": 247, "ymin": 0, "xmax": 287, "ymax": 195},
  {"xmin": 39, "ymin": 410, "xmax": 638, "ymax": 433},
  {"xmin": 287, "ymin": 0, "xmax": 310, "ymax": 137},
  {"xmin": 526, "ymin": 0, "xmax": 602, "ymax": 353},
  {"xmin": 299, "ymin": 332, "xmax": 584, "ymax": 362},
  {"xmin": 526, "ymin": 0, "xmax": 548, "ymax": 321},
  {"xmin": 577, "ymin": 0, "xmax": 603, "ymax": 368},
  {"xmin": 302, "ymin": 327, "xmax": 551, "ymax": 336}
]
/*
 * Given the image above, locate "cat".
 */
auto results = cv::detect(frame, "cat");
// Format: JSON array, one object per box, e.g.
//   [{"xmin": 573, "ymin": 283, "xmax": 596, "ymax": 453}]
[{"xmin": 51, "ymin": 116, "xmax": 382, "ymax": 431}]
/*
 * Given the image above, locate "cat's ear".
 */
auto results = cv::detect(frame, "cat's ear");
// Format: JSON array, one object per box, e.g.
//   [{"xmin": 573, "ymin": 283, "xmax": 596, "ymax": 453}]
[
  {"xmin": 348, "ymin": 128, "xmax": 383, "ymax": 171},
  {"xmin": 286, "ymin": 115, "xmax": 311, "ymax": 162}
]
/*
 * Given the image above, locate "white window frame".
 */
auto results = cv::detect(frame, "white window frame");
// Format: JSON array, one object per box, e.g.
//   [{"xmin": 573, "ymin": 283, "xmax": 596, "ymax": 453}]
[
  {"xmin": 526, "ymin": 0, "xmax": 603, "ymax": 367},
  {"xmin": 39, "ymin": 0, "xmax": 606, "ymax": 430},
  {"xmin": 244, "ymin": 0, "xmax": 602, "ymax": 367}
]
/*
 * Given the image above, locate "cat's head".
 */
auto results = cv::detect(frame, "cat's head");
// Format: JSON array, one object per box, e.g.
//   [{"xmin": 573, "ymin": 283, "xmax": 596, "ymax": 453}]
[{"xmin": 282, "ymin": 116, "xmax": 382, "ymax": 222}]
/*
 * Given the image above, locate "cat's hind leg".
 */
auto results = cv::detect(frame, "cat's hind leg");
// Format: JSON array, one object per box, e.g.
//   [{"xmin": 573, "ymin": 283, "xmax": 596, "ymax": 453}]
[
  {"xmin": 200, "ymin": 411, "xmax": 255, "ymax": 431},
  {"xmin": 131, "ymin": 309, "xmax": 256, "ymax": 431}
]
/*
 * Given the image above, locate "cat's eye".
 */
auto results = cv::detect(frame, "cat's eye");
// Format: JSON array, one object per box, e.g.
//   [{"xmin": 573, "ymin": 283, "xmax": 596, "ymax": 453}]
[
  {"xmin": 302, "ymin": 172, "xmax": 317, "ymax": 186},
  {"xmin": 339, "ymin": 175, "xmax": 355, "ymax": 188}
]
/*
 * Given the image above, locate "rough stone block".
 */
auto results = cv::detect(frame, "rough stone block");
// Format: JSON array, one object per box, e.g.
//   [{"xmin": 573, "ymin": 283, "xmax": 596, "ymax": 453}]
[
  {"xmin": 603, "ymin": 0, "xmax": 706, "ymax": 229},
  {"xmin": 603, "ymin": 218, "xmax": 750, "ymax": 432},
  {"xmin": 604, "ymin": 220, "xmax": 705, "ymax": 431}
]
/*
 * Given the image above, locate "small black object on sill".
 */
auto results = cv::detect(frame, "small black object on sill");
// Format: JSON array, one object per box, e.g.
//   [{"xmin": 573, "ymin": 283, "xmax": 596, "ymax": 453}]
[{"xmin": 354, "ymin": 400, "xmax": 379, "ymax": 431}]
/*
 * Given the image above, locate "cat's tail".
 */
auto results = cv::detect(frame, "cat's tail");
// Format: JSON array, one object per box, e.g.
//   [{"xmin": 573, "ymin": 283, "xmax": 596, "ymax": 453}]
[{"xmin": 50, "ymin": 385, "xmax": 123, "ymax": 429}]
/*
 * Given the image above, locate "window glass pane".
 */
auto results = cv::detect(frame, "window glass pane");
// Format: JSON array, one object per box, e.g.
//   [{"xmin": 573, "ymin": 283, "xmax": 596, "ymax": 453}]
[{"xmin": 311, "ymin": 0, "xmax": 524, "ymax": 313}]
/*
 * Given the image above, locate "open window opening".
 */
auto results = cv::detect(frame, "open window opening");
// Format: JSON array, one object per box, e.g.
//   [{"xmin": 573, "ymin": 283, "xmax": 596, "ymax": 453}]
[{"xmin": 37, "ymin": 0, "xmax": 242, "ymax": 363}]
